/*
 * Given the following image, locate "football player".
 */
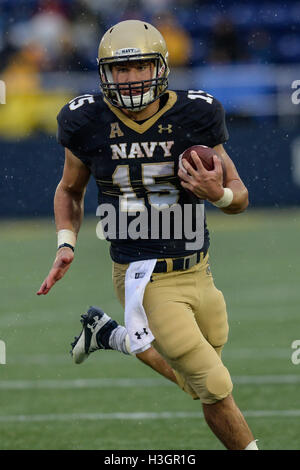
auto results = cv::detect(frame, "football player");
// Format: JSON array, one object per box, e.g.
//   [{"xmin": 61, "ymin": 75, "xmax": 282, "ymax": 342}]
[{"xmin": 37, "ymin": 20, "xmax": 258, "ymax": 450}]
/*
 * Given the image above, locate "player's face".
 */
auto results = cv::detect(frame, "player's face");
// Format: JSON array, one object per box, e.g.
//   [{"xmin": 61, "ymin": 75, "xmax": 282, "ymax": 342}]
[{"xmin": 111, "ymin": 61, "xmax": 154, "ymax": 95}]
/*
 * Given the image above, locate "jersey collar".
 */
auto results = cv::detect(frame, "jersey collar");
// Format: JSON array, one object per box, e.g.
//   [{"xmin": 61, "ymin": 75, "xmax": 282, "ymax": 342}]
[{"xmin": 103, "ymin": 90, "xmax": 177, "ymax": 134}]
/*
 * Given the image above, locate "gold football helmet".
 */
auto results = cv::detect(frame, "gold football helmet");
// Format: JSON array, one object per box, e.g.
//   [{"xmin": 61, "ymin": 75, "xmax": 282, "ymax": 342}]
[{"xmin": 98, "ymin": 20, "xmax": 169, "ymax": 111}]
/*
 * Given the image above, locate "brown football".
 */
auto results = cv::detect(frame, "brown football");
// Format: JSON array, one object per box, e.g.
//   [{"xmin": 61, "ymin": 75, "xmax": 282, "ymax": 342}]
[{"xmin": 179, "ymin": 145, "xmax": 227, "ymax": 185}]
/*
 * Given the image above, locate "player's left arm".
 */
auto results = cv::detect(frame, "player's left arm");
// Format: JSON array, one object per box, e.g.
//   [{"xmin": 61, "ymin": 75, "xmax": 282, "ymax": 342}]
[{"xmin": 213, "ymin": 143, "xmax": 249, "ymax": 214}]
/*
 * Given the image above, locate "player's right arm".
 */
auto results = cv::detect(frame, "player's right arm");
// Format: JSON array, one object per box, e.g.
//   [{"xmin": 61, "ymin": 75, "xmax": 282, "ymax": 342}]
[{"xmin": 37, "ymin": 148, "xmax": 91, "ymax": 295}]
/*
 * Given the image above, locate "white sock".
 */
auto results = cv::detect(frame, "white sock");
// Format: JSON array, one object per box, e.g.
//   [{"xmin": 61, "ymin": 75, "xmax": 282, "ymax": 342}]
[
  {"xmin": 108, "ymin": 326, "xmax": 132, "ymax": 355},
  {"xmin": 244, "ymin": 439, "xmax": 259, "ymax": 450}
]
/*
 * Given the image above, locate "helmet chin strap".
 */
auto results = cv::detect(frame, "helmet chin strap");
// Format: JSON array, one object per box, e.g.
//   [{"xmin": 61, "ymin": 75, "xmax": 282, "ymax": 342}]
[{"xmin": 119, "ymin": 88, "xmax": 154, "ymax": 111}]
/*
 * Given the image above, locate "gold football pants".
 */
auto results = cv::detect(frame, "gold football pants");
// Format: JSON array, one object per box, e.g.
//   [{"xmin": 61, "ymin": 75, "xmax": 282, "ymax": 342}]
[{"xmin": 112, "ymin": 254, "xmax": 233, "ymax": 404}]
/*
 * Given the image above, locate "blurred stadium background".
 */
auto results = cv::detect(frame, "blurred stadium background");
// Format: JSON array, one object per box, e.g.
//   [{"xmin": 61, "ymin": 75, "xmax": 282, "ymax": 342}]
[{"xmin": 0, "ymin": 0, "xmax": 300, "ymax": 450}]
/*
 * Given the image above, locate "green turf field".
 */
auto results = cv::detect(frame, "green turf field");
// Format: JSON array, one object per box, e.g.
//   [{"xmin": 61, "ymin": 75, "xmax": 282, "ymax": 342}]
[{"xmin": 0, "ymin": 208, "xmax": 299, "ymax": 450}]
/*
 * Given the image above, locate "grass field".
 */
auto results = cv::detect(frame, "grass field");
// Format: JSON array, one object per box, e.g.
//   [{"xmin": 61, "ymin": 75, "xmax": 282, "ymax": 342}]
[{"xmin": 0, "ymin": 208, "xmax": 299, "ymax": 450}]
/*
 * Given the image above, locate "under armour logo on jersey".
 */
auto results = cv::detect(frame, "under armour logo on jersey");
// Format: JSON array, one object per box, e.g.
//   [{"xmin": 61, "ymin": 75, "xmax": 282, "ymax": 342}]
[
  {"xmin": 158, "ymin": 124, "xmax": 172, "ymax": 134},
  {"xmin": 110, "ymin": 122, "xmax": 124, "ymax": 138},
  {"xmin": 135, "ymin": 328, "xmax": 149, "ymax": 340}
]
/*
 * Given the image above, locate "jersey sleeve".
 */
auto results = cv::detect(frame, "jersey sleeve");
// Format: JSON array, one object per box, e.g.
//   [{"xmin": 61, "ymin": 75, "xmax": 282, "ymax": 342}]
[
  {"xmin": 185, "ymin": 91, "xmax": 229, "ymax": 148},
  {"xmin": 207, "ymin": 99, "xmax": 229, "ymax": 147},
  {"xmin": 56, "ymin": 102, "xmax": 91, "ymax": 167}
]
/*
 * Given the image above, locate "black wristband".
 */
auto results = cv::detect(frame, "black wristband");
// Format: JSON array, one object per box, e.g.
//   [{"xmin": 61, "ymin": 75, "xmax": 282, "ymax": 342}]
[{"xmin": 57, "ymin": 243, "xmax": 75, "ymax": 252}]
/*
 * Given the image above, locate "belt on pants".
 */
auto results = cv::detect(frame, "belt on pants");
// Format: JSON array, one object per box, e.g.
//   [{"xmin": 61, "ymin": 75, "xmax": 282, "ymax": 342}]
[{"xmin": 153, "ymin": 249, "xmax": 207, "ymax": 273}]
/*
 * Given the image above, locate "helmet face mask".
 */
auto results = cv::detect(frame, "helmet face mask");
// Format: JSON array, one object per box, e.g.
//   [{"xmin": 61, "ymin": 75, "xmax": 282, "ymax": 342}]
[
  {"xmin": 97, "ymin": 21, "xmax": 169, "ymax": 112},
  {"xmin": 99, "ymin": 53, "xmax": 168, "ymax": 111}
]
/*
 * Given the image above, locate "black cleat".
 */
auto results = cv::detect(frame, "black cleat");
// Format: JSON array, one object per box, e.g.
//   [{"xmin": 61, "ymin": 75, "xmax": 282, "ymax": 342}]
[{"xmin": 71, "ymin": 306, "xmax": 119, "ymax": 364}]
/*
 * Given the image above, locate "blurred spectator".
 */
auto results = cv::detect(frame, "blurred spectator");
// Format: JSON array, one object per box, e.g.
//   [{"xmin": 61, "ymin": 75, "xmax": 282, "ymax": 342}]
[
  {"xmin": 82, "ymin": 0, "xmax": 143, "ymax": 25},
  {"xmin": 116, "ymin": 0, "xmax": 145, "ymax": 22},
  {"xmin": 208, "ymin": 16, "xmax": 248, "ymax": 64},
  {"xmin": 2, "ymin": 42, "xmax": 44, "ymax": 93},
  {"xmin": 37, "ymin": 0, "xmax": 68, "ymax": 17},
  {"xmin": 0, "ymin": 0, "xmax": 298, "ymax": 73},
  {"xmin": 140, "ymin": 0, "xmax": 172, "ymax": 14},
  {"xmin": 82, "ymin": 0, "xmax": 131, "ymax": 17},
  {"xmin": 247, "ymin": 29, "xmax": 273, "ymax": 64},
  {"xmin": 6, "ymin": 2, "xmax": 72, "ymax": 71},
  {"xmin": 65, "ymin": 4, "xmax": 102, "ymax": 71},
  {"xmin": 154, "ymin": 12, "xmax": 192, "ymax": 66},
  {"xmin": 0, "ymin": 40, "xmax": 72, "ymax": 138}
]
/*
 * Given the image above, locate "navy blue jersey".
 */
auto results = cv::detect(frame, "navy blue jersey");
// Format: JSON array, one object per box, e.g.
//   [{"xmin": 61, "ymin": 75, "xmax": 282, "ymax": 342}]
[{"xmin": 57, "ymin": 90, "xmax": 229, "ymax": 263}]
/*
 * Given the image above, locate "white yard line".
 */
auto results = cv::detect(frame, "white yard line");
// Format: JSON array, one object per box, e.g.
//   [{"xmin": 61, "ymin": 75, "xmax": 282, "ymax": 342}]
[
  {"xmin": 5, "ymin": 348, "xmax": 291, "ymax": 365},
  {"xmin": 233, "ymin": 375, "xmax": 300, "ymax": 384},
  {"xmin": 0, "ymin": 378, "xmax": 168, "ymax": 389},
  {"xmin": 0, "ymin": 375, "xmax": 300, "ymax": 390},
  {"xmin": 0, "ymin": 410, "xmax": 299, "ymax": 423}
]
